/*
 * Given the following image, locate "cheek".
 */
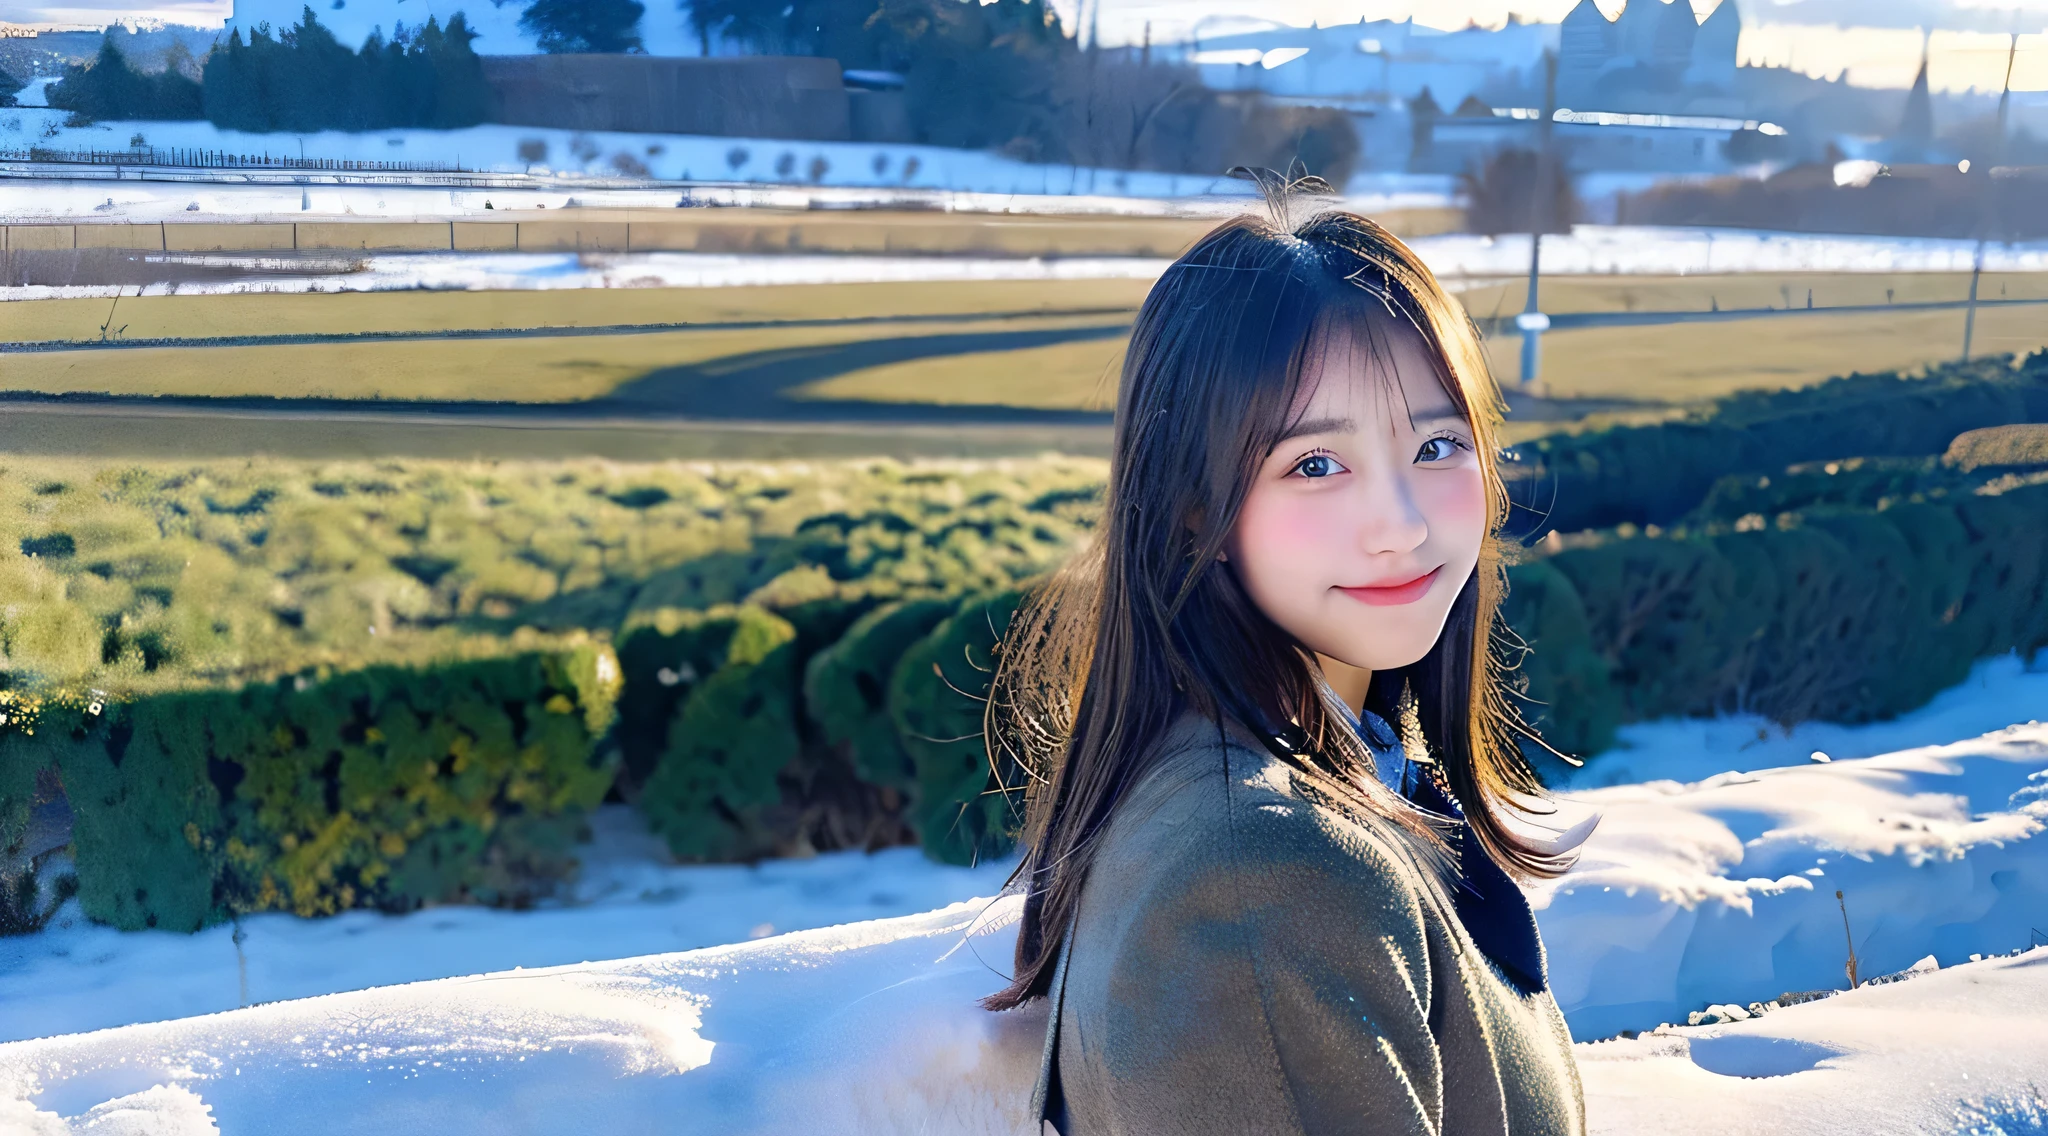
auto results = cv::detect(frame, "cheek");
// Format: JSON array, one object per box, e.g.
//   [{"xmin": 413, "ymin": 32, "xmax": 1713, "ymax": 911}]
[
  {"xmin": 1229, "ymin": 487, "xmax": 1343, "ymax": 595},
  {"xmin": 1423, "ymin": 468, "xmax": 1488, "ymax": 546}
]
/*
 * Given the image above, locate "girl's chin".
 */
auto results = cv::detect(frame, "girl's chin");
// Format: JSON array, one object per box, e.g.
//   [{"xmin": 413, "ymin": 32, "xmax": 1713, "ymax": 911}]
[{"xmin": 1306, "ymin": 611, "xmax": 1452, "ymax": 669}]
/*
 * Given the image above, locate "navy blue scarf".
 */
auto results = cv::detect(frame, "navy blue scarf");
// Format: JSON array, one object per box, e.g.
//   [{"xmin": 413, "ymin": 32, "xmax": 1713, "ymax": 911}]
[{"xmin": 1353, "ymin": 708, "xmax": 1550, "ymax": 996}]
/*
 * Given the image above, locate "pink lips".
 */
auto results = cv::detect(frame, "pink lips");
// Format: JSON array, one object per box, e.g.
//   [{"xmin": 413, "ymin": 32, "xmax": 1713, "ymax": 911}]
[{"xmin": 1337, "ymin": 567, "xmax": 1442, "ymax": 607}]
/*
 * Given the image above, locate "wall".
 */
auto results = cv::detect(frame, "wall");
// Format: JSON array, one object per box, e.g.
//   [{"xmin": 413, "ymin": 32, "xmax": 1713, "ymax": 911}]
[{"xmin": 479, "ymin": 55, "xmax": 852, "ymax": 142}]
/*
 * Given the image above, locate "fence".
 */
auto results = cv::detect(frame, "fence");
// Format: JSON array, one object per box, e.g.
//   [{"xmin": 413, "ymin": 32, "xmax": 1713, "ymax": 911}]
[{"xmin": 0, "ymin": 146, "xmax": 469, "ymax": 173}]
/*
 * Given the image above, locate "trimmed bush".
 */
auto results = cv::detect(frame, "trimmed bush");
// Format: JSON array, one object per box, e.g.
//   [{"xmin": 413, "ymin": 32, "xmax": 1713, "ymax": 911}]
[
  {"xmin": 804, "ymin": 598, "xmax": 957, "ymax": 798},
  {"xmin": 888, "ymin": 589, "xmax": 1024, "ymax": 866},
  {"xmin": 1496, "ymin": 560, "xmax": 1620, "ymax": 763},
  {"xmin": 1945, "ymin": 424, "xmax": 2048, "ymax": 472},
  {"xmin": 2, "ymin": 641, "xmax": 620, "ymax": 932},
  {"xmin": 1512, "ymin": 352, "xmax": 2048, "ymax": 534},
  {"xmin": 0, "ymin": 743, "xmax": 46, "ymax": 935},
  {"xmin": 1506, "ymin": 481, "xmax": 2048, "ymax": 767},
  {"xmin": 614, "ymin": 604, "xmax": 756, "ymax": 793},
  {"xmin": 633, "ymin": 605, "xmax": 803, "ymax": 861}
]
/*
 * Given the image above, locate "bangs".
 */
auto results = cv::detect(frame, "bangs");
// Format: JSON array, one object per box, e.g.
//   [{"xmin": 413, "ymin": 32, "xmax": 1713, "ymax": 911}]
[{"xmin": 1286, "ymin": 281, "xmax": 1468, "ymax": 438}]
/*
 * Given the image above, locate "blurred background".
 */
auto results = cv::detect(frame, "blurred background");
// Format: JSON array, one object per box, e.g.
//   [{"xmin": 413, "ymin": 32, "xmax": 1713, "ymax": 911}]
[{"xmin": 0, "ymin": 0, "xmax": 2044, "ymax": 1074}]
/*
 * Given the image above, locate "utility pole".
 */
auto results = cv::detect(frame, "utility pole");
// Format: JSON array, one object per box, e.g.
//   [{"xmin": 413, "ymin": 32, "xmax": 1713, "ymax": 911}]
[
  {"xmin": 1517, "ymin": 50, "xmax": 1559, "ymax": 388},
  {"xmin": 1837, "ymin": 890, "xmax": 1862, "ymax": 990},
  {"xmin": 1962, "ymin": 33, "xmax": 2017, "ymax": 364}
]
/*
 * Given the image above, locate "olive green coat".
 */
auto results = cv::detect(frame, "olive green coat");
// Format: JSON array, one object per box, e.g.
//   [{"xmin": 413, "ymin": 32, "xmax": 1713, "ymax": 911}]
[{"xmin": 1035, "ymin": 712, "xmax": 1585, "ymax": 1136}]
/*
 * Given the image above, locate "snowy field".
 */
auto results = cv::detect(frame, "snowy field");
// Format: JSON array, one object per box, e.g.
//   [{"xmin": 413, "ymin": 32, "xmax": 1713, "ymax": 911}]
[
  {"xmin": 0, "ymin": 250, "xmax": 1175, "ymax": 303},
  {"xmin": 4, "ymin": 227, "xmax": 2046, "ymax": 306},
  {"xmin": 0, "ymin": 154, "xmax": 1452, "ymax": 221},
  {"xmin": 0, "ymin": 104, "xmax": 1271, "ymax": 200},
  {"xmin": 1560, "ymin": 650, "xmax": 2048, "ymax": 790}
]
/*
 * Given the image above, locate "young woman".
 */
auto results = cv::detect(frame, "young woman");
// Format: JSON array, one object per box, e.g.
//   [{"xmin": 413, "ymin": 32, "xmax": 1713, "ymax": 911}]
[{"xmin": 983, "ymin": 187, "xmax": 1587, "ymax": 1136}]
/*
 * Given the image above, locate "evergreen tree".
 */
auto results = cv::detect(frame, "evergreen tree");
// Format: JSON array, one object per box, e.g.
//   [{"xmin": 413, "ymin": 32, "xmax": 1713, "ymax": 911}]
[
  {"xmin": 521, "ymin": 0, "xmax": 646, "ymax": 53},
  {"xmin": 48, "ymin": 37, "xmax": 203, "ymax": 122},
  {"xmin": 201, "ymin": 28, "xmax": 267, "ymax": 131},
  {"xmin": 0, "ymin": 68, "xmax": 23, "ymax": 108},
  {"xmin": 272, "ymin": 7, "xmax": 364, "ymax": 132},
  {"xmin": 422, "ymin": 14, "xmax": 493, "ymax": 127},
  {"xmin": 199, "ymin": 8, "xmax": 495, "ymax": 133}
]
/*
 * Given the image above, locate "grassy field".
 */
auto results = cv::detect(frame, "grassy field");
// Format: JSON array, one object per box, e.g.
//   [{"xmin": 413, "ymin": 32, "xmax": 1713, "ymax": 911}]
[
  {"xmin": 2, "ymin": 270, "xmax": 2043, "ymax": 460},
  {"xmin": 0, "ymin": 312, "xmax": 1132, "ymax": 404},
  {"xmin": 0, "ymin": 278, "xmax": 1154, "ymax": 343}
]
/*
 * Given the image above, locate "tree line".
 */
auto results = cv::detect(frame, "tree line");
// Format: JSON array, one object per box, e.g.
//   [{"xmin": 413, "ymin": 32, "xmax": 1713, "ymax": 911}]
[
  {"xmin": 37, "ymin": 0, "xmax": 1359, "ymax": 182},
  {"xmin": 46, "ymin": 6, "xmax": 491, "ymax": 132}
]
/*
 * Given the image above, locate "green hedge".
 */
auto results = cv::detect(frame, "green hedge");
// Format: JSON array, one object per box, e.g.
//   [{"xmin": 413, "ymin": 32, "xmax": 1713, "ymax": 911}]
[
  {"xmin": 1687, "ymin": 456, "xmax": 2047, "ymax": 525},
  {"xmin": 1512, "ymin": 352, "xmax": 2048, "ymax": 534},
  {"xmin": 0, "ymin": 456, "xmax": 1099, "ymax": 693},
  {"xmin": 2, "ymin": 640, "xmax": 620, "ymax": 931},
  {"xmin": 888, "ymin": 590, "xmax": 1025, "ymax": 866},
  {"xmin": 804, "ymin": 598, "xmax": 958, "ymax": 799},
  {"xmin": 0, "ymin": 743, "xmax": 47, "ymax": 934},
  {"xmin": 11, "ymin": 438, "xmax": 2047, "ymax": 923},
  {"xmin": 1502, "ymin": 481, "xmax": 2048, "ymax": 766},
  {"xmin": 629, "ymin": 605, "xmax": 803, "ymax": 861}
]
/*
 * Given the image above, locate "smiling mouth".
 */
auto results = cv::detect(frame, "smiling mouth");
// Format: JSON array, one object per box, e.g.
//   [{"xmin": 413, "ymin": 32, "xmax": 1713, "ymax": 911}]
[{"xmin": 1337, "ymin": 567, "xmax": 1442, "ymax": 607}]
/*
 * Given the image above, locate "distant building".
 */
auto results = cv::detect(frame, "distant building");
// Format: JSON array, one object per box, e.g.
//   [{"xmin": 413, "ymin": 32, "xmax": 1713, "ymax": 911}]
[
  {"xmin": 1896, "ymin": 46, "xmax": 1936, "ymax": 152},
  {"xmin": 1412, "ymin": 100, "xmax": 1784, "ymax": 175},
  {"xmin": 481, "ymin": 55, "xmax": 856, "ymax": 140},
  {"xmin": 1170, "ymin": 17, "xmax": 1555, "ymax": 114},
  {"xmin": 1558, "ymin": 0, "xmax": 1740, "ymax": 106}
]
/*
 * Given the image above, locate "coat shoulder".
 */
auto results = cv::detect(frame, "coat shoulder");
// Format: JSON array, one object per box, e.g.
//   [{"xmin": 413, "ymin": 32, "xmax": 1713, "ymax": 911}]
[{"xmin": 1091, "ymin": 713, "xmax": 1437, "ymax": 933}]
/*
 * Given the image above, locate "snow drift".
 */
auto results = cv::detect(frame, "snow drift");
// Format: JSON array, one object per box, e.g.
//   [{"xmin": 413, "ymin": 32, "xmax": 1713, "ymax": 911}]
[
  {"xmin": 0, "ymin": 897, "xmax": 1046, "ymax": 1136},
  {"xmin": 2, "ymin": 724, "xmax": 2044, "ymax": 1133},
  {"xmin": 1576, "ymin": 945, "xmax": 2048, "ymax": 1136},
  {"xmin": 1536, "ymin": 721, "xmax": 2048, "ymax": 1039}
]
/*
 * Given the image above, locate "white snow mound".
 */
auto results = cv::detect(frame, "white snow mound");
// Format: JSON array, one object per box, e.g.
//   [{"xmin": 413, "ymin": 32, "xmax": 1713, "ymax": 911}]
[
  {"xmin": 1578, "ymin": 946, "xmax": 2048, "ymax": 1136},
  {"xmin": 1534, "ymin": 721, "xmax": 2048, "ymax": 1039},
  {"xmin": 0, "ymin": 897, "xmax": 1044, "ymax": 1135},
  {"xmin": 2, "ymin": 724, "xmax": 2045, "ymax": 1132}
]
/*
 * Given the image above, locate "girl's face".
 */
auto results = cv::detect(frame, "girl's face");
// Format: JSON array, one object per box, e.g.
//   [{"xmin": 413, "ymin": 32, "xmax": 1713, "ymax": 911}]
[{"xmin": 1223, "ymin": 318, "xmax": 1487, "ymax": 674}]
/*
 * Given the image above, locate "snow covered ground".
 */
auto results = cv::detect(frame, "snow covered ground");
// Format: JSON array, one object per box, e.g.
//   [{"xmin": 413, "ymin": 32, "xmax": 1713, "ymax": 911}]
[
  {"xmin": 2, "ymin": 855, "xmax": 2045, "ymax": 1134},
  {"xmin": 0, "ymin": 250, "xmax": 1175, "ymax": 304},
  {"xmin": 4, "ymin": 225, "xmax": 2045, "ymax": 307},
  {"xmin": 1560, "ymin": 650, "xmax": 2048, "ymax": 791},
  {"xmin": 0, "ymin": 105, "xmax": 1254, "ymax": 199},
  {"xmin": 1534, "ymin": 718, "xmax": 2048, "ymax": 1040},
  {"xmin": 1577, "ymin": 946, "xmax": 2048, "ymax": 1136},
  {"xmin": 0, "ymin": 813, "xmax": 1016, "ymax": 1045},
  {"xmin": 1, "ymin": 663, "xmax": 2043, "ymax": 1130}
]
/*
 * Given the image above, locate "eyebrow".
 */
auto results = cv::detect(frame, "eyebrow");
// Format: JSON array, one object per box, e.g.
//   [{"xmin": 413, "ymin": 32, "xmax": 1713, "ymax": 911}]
[
  {"xmin": 1274, "ymin": 416, "xmax": 1353, "ymax": 445},
  {"xmin": 1275, "ymin": 406, "xmax": 1467, "ymax": 447}
]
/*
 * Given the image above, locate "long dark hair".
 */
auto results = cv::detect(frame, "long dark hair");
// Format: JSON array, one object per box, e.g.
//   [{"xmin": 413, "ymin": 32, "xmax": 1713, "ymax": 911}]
[{"xmin": 982, "ymin": 184, "xmax": 1572, "ymax": 1011}]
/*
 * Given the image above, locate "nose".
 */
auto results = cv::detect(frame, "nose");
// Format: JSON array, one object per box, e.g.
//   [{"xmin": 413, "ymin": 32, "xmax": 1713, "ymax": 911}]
[{"xmin": 1352, "ymin": 461, "xmax": 1429, "ymax": 557}]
